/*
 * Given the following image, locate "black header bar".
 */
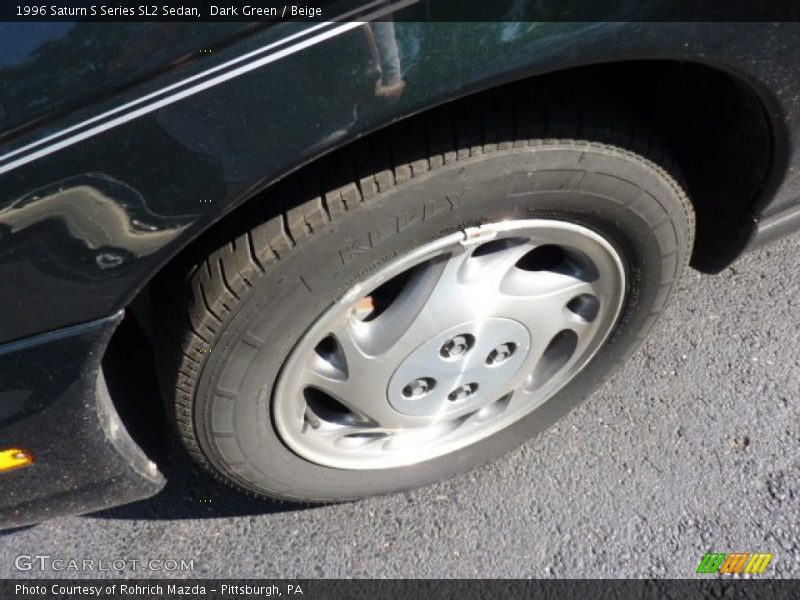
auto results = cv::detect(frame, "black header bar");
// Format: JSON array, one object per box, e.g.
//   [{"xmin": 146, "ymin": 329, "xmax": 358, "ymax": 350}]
[{"xmin": 3, "ymin": 0, "xmax": 800, "ymax": 22}]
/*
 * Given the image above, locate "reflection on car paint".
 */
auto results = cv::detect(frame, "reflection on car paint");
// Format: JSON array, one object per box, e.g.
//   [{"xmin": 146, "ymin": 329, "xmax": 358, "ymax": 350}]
[{"xmin": 0, "ymin": 174, "xmax": 192, "ymax": 269}]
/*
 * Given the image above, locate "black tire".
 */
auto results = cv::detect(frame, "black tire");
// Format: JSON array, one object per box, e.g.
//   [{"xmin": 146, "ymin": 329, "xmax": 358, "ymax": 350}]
[{"xmin": 154, "ymin": 90, "xmax": 694, "ymax": 502}]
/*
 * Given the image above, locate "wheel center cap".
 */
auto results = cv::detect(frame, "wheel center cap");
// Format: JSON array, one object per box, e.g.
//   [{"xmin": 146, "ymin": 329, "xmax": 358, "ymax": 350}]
[{"xmin": 387, "ymin": 318, "xmax": 531, "ymax": 417}]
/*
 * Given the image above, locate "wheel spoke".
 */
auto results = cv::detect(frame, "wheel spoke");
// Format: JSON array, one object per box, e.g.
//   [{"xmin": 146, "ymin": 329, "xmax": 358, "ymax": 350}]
[
  {"xmin": 381, "ymin": 243, "xmax": 531, "ymax": 353},
  {"xmin": 307, "ymin": 420, "xmax": 392, "ymax": 439},
  {"xmin": 497, "ymin": 271, "xmax": 599, "ymax": 327},
  {"xmin": 459, "ymin": 239, "xmax": 537, "ymax": 289},
  {"xmin": 303, "ymin": 324, "xmax": 418, "ymax": 429}
]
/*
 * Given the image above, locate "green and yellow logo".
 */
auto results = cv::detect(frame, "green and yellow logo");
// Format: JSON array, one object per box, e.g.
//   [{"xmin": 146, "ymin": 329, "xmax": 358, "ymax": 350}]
[{"xmin": 696, "ymin": 552, "xmax": 773, "ymax": 575}]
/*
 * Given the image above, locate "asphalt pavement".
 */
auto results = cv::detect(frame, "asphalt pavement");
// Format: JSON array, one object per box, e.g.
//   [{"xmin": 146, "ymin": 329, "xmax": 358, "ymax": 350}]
[{"xmin": 2, "ymin": 232, "xmax": 799, "ymax": 579}]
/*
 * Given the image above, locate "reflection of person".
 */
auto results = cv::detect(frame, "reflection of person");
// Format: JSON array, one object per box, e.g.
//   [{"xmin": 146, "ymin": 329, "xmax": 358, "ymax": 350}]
[{"xmin": 367, "ymin": 21, "xmax": 405, "ymax": 101}]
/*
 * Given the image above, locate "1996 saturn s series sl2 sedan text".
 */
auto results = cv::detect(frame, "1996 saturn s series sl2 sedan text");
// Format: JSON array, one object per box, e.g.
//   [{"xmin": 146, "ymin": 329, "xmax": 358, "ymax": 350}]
[{"xmin": 2, "ymin": 2, "xmax": 800, "ymax": 528}]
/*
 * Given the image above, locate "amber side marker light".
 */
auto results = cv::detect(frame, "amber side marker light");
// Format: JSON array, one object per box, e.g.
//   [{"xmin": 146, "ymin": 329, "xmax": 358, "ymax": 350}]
[{"xmin": 0, "ymin": 448, "xmax": 33, "ymax": 472}]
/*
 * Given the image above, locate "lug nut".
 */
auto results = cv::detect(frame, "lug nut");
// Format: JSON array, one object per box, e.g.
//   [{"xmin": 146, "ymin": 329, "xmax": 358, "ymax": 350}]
[
  {"xmin": 440, "ymin": 334, "xmax": 474, "ymax": 359},
  {"xmin": 403, "ymin": 377, "xmax": 435, "ymax": 398},
  {"xmin": 486, "ymin": 342, "xmax": 516, "ymax": 365},
  {"xmin": 448, "ymin": 383, "xmax": 478, "ymax": 402}
]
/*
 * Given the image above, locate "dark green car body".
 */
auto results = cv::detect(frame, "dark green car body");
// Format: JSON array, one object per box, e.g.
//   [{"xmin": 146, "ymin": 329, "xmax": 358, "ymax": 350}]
[{"xmin": 1, "ymin": 3, "xmax": 799, "ymax": 526}]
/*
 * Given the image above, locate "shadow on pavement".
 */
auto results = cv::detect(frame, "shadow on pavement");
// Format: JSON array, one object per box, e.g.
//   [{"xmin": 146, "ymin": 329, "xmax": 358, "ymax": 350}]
[
  {"xmin": 0, "ymin": 524, "xmax": 36, "ymax": 537},
  {"xmin": 88, "ymin": 311, "xmax": 319, "ymax": 521},
  {"xmin": 89, "ymin": 451, "xmax": 316, "ymax": 521}
]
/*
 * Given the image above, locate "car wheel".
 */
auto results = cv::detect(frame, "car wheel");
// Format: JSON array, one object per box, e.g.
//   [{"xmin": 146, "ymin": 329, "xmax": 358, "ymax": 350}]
[{"xmin": 155, "ymin": 97, "xmax": 694, "ymax": 501}]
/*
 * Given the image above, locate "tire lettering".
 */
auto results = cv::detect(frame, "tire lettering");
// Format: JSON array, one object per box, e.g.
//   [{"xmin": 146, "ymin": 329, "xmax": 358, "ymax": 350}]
[
  {"xmin": 369, "ymin": 221, "xmax": 395, "ymax": 247},
  {"xmin": 338, "ymin": 235, "xmax": 371, "ymax": 264},
  {"xmin": 339, "ymin": 195, "xmax": 461, "ymax": 264}
]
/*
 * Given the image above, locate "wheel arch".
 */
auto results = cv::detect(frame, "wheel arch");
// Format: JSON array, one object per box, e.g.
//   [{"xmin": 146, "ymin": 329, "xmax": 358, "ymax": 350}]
[{"xmin": 156, "ymin": 58, "xmax": 778, "ymax": 286}]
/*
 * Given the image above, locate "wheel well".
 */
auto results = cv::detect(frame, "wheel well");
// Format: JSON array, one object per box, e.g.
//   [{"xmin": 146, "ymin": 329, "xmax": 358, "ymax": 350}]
[
  {"xmin": 170, "ymin": 59, "xmax": 774, "ymax": 278},
  {"xmin": 108, "ymin": 58, "xmax": 774, "ymax": 455},
  {"xmin": 540, "ymin": 61, "xmax": 773, "ymax": 273}
]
